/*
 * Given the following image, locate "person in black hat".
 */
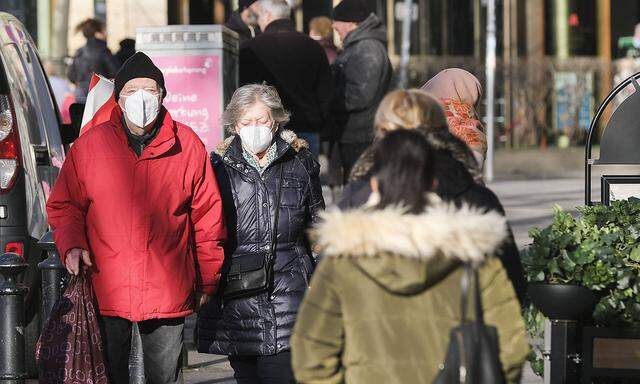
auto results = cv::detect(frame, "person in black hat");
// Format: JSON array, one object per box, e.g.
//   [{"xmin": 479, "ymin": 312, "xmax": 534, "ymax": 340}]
[
  {"xmin": 331, "ymin": 0, "xmax": 392, "ymax": 184},
  {"xmin": 225, "ymin": 0, "xmax": 261, "ymax": 45},
  {"xmin": 48, "ymin": 50, "xmax": 227, "ymax": 384}
]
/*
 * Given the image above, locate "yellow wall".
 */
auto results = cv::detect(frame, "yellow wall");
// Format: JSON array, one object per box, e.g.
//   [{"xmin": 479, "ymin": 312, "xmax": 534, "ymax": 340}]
[
  {"xmin": 67, "ymin": 0, "xmax": 168, "ymax": 56},
  {"xmin": 106, "ymin": 0, "xmax": 167, "ymax": 52}
]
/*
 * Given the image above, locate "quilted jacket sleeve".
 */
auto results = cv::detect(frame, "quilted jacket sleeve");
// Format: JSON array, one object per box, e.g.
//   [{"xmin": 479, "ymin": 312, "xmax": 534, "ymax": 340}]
[
  {"xmin": 191, "ymin": 147, "xmax": 227, "ymax": 295},
  {"xmin": 46, "ymin": 146, "xmax": 90, "ymax": 263},
  {"xmin": 291, "ymin": 261, "xmax": 344, "ymax": 384}
]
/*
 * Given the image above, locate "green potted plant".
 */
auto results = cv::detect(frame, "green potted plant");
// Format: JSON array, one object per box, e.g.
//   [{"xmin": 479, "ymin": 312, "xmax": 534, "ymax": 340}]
[{"xmin": 522, "ymin": 198, "xmax": 640, "ymax": 376}]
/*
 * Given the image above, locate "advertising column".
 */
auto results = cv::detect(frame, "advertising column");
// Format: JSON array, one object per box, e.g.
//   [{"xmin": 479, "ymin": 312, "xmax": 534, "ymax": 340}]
[{"xmin": 136, "ymin": 25, "xmax": 239, "ymax": 152}]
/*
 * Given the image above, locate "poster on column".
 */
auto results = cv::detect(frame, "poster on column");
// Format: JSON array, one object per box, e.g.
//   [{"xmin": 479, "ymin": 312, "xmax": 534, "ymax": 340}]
[{"xmin": 150, "ymin": 55, "xmax": 222, "ymax": 151}]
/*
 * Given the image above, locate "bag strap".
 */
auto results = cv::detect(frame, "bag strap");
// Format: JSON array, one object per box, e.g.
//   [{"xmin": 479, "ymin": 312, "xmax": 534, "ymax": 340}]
[
  {"xmin": 460, "ymin": 264, "xmax": 471, "ymax": 323},
  {"xmin": 460, "ymin": 264, "xmax": 486, "ymax": 325},
  {"xmin": 267, "ymin": 164, "xmax": 285, "ymax": 270},
  {"xmin": 473, "ymin": 268, "xmax": 485, "ymax": 324}
]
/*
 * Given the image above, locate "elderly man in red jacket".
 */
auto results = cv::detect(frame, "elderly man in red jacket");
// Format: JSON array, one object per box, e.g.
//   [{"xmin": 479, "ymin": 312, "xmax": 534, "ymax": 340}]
[{"xmin": 46, "ymin": 52, "xmax": 226, "ymax": 384}]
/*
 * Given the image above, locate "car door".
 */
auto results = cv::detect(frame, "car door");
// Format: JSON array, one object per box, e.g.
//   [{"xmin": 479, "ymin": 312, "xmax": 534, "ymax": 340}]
[
  {"xmin": 20, "ymin": 41, "xmax": 66, "ymax": 201},
  {"xmin": 0, "ymin": 42, "xmax": 48, "ymax": 239}
]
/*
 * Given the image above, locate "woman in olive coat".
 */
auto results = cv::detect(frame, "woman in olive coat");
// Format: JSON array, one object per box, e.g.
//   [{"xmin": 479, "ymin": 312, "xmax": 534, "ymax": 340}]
[{"xmin": 292, "ymin": 130, "xmax": 529, "ymax": 384}]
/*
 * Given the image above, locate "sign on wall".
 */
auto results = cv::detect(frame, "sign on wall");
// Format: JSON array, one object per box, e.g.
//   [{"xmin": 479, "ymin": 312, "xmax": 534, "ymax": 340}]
[{"xmin": 151, "ymin": 55, "xmax": 222, "ymax": 151}]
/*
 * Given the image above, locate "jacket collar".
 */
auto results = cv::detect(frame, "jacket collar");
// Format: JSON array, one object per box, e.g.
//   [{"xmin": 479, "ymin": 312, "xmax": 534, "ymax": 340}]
[
  {"xmin": 112, "ymin": 106, "xmax": 177, "ymax": 159},
  {"xmin": 264, "ymin": 19, "xmax": 294, "ymax": 34},
  {"xmin": 314, "ymin": 203, "xmax": 506, "ymax": 265}
]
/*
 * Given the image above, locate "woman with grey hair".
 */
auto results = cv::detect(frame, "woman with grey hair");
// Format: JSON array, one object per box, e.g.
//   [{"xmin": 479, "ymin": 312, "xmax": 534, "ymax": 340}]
[{"xmin": 197, "ymin": 83, "xmax": 324, "ymax": 383}]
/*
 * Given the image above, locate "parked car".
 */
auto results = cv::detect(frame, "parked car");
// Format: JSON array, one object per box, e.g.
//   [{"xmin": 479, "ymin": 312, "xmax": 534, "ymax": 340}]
[{"xmin": 0, "ymin": 13, "xmax": 73, "ymax": 375}]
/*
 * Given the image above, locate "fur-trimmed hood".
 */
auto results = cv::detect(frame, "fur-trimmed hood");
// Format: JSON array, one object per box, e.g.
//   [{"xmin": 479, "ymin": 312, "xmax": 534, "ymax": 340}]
[
  {"xmin": 314, "ymin": 203, "xmax": 507, "ymax": 294},
  {"xmin": 214, "ymin": 129, "xmax": 308, "ymax": 156}
]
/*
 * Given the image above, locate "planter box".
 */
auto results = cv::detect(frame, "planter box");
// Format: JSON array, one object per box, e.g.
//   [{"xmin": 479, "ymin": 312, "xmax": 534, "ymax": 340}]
[{"xmin": 582, "ymin": 326, "xmax": 640, "ymax": 382}]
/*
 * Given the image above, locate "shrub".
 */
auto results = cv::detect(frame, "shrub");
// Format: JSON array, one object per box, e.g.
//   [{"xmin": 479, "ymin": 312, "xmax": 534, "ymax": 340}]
[{"xmin": 522, "ymin": 198, "xmax": 640, "ymax": 375}]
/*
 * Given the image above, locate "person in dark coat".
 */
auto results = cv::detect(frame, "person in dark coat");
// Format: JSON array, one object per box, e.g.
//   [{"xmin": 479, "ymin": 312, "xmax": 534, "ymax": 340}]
[
  {"xmin": 115, "ymin": 38, "xmax": 136, "ymax": 67},
  {"xmin": 331, "ymin": 0, "xmax": 392, "ymax": 183},
  {"xmin": 225, "ymin": 0, "xmax": 261, "ymax": 45},
  {"xmin": 67, "ymin": 18, "xmax": 119, "ymax": 103},
  {"xmin": 338, "ymin": 90, "xmax": 528, "ymax": 305},
  {"xmin": 239, "ymin": 0, "xmax": 333, "ymax": 156},
  {"xmin": 197, "ymin": 84, "xmax": 324, "ymax": 383}
]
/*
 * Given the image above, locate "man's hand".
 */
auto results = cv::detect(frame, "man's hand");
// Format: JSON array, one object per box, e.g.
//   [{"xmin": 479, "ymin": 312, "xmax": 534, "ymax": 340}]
[
  {"xmin": 195, "ymin": 293, "xmax": 211, "ymax": 311},
  {"xmin": 65, "ymin": 248, "xmax": 92, "ymax": 275}
]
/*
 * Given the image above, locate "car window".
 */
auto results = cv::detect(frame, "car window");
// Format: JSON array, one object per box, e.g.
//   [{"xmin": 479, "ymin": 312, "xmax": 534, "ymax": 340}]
[
  {"xmin": 3, "ymin": 43, "xmax": 45, "ymax": 146},
  {"xmin": 24, "ymin": 43, "xmax": 65, "ymax": 168}
]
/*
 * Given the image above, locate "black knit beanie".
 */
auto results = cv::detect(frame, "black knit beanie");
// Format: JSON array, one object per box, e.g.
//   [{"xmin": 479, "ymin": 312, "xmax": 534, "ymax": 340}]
[
  {"xmin": 239, "ymin": 0, "xmax": 257, "ymax": 11},
  {"xmin": 333, "ymin": 0, "xmax": 370, "ymax": 23},
  {"xmin": 114, "ymin": 52, "xmax": 166, "ymax": 101}
]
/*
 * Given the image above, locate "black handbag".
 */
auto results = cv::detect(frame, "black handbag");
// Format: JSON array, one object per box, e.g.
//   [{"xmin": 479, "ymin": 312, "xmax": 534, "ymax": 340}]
[
  {"xmin": 433, "ymin": 264, "xmax": 505, "ymax": 384},
  {"xmin": 222, "ymin": 165, "xmax": 284, "ymax": 300}
]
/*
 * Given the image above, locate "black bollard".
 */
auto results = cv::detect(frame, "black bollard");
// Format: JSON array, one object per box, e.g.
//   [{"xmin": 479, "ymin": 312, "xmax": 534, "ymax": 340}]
[
  {"xmin": 38, "ymin": 232, "xmax": 67, "ymax": 325},
  {"xmin": 0, "ymin": 252, "xmax": 28, "ymax": 384}
]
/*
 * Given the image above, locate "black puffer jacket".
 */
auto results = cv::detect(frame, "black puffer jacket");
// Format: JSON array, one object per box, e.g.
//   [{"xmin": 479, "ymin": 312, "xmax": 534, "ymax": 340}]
[
  {"xmin": 67, "ymin": 37, "xmax": 119, "ymax": 103},
  {"xmin": 332, "ymin": 14, "xmax": 392, "ymax": 144},
  {"xmin": 338, "ymin": 151, "xmax": 528, "ymax": 305},
  {"xmin": 197, "ymin": 130, "xmax": 324, "ymax": 356}
]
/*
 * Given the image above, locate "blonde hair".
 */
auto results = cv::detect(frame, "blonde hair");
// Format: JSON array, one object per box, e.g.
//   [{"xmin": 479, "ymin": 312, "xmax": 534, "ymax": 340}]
[
  {"xmin": 374, "ymin": 90, "xmax": 448, "ymax": 134},
  {"xmin": 309, "ymin": 17, "xmax": 333, "ymax": 40}
]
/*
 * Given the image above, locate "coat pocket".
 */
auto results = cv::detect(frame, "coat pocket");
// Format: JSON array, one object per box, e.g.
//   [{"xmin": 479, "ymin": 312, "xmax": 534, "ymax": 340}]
[{"xmin": 281, "ymin": 176, "xmax": 304, "ymax": 208}]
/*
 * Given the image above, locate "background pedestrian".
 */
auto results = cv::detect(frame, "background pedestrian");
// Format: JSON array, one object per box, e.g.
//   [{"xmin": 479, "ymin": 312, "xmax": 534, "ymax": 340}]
[
  {"xmin": 422, "ymin": 68, "xmax": 487, "ymax": 176},
  {"xmin": 331, "ymin": 0, "xmax": 392, "ymax": 183},
  {"xmin": 309, "ymin": 16, "xmax": 338, "ymax": 65},
  {"xmin": 339, "ymin": 89, "xmax": 528, "ymax": 304},
  {"xmin": 66, "ymin": 18, "xmax": 119, "ymax": 103},
  {"xmin": 115, "ymin": 38, "xmax": 136, "ymax": 67},
  {"xmin": 225, "ymin": 0, "xmax": 261, "ymax": 45},
  {"xmin": 239, "ymin": 0, "xmax": 333, "ymax": 156}
]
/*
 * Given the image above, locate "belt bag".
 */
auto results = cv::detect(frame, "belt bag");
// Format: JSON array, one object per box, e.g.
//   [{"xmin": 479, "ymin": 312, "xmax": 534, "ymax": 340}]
[{"xmin": 223, "ymin": 164, "xmax": 284, "ymax": 301}]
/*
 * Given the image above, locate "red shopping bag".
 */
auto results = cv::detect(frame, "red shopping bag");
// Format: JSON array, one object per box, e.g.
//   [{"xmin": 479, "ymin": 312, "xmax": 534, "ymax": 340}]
[{"xmin": 36, "ymin": 270, "xmax": 109, "ymax": 383}]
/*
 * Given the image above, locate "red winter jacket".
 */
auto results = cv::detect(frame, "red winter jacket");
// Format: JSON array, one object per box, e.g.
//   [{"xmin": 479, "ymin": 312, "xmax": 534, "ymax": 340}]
[{"xmin": 46, "ymin": 108, "xmax": 226, "ymax": 321}]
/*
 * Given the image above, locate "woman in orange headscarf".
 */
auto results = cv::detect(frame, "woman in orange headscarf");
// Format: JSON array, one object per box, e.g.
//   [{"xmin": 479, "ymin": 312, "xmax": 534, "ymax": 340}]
[{"xmin": 422, "ymin": 68, "xmax": 486, "ymax": 175}]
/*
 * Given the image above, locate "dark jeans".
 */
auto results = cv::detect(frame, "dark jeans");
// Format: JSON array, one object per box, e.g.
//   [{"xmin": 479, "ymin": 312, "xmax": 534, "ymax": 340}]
[
  {"xmin": 297, "ymin": 131, "xmax": 320, "ymax": 156},
  {"xmin": 229, "ymin": 351, "xmax": 295, "ymax": 384},
  {"xmin": 100, "ymin": 316, "xmax": 185, "ymax": 384},
  {"xmin": 339, "ymin": 142, "xmax": 371, "ymax": 184}
]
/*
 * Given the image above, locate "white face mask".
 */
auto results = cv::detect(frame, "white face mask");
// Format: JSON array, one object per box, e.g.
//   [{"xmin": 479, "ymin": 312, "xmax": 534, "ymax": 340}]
[
  {"xmin": 239, "ymin": 125, "xmax": 274, "ymax": 154},
  {"xmin": 123, "ymin": 89, "xmax": 160, "ymax": 128}
]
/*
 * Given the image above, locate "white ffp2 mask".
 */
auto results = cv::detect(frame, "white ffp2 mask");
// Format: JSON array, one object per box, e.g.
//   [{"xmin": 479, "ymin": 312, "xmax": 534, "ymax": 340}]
[
  {"xmin": 123, "ymin": 89, "xmax": 160, "ymax": 128},
  {"xmin": 239, "ymin": 125, "xmax": 274, "ymax": 154}
]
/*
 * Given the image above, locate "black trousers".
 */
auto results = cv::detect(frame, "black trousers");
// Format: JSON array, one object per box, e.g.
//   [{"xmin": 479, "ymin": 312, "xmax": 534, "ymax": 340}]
[
  {"xmin": 229, "ymin": 351, "xmax": 296, "ymax": 384},
  {"xmin": 100, "ymin": 316, "xmax": 185, "ymax": 384},
  {"xmin": 339, "ymin": 142, "xmax": 371, "ymax": 184}
]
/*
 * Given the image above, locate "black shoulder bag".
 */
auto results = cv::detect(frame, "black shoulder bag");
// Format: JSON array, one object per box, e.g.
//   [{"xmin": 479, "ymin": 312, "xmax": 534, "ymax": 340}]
[
  {"xmin": 223, "ymin": 165, "xmax": 284, "ymax": 300},
  {"xmin": 433, "ymin": 264, "xmax": 505, "ymax": 384}
]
